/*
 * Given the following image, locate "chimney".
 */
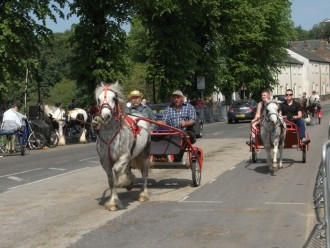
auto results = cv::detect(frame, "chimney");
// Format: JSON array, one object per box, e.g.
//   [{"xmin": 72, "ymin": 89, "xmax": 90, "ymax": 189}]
[
  {"xmin": 303, "ymin": 41, "xmax": 308, "ymax": 50},
  {"xmin": 291, "ymin": 41, "xmax": 297, "ymax": 49}
]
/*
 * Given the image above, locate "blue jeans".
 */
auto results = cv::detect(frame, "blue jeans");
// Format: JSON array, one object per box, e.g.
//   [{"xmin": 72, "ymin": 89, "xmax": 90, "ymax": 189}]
[{"xmin": 291, "ymin": 119, "xmax": 306, "ymax": 139}]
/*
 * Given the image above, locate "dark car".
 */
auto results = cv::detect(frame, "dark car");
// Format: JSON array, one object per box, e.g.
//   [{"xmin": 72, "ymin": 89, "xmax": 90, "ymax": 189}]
[
  {"xmin": 273, "ymin": 95, "xmax": 286, "ymax": 103},
  {"xmin": 149, "ymin": 103, "xmax": 204, "ymax": 138},
  {"xmin": 227, "ymin": 99, "xmax": 257, "ymax": 123}
]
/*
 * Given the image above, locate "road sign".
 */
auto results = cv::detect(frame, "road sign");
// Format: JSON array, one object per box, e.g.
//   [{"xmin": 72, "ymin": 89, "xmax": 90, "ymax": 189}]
[
  {"xmin": 197, "ymin": 76, "xmax": 205, "ymax": 90},
  {"xmin": 240, "ymin": 84, "xmax": 247, "ymax": 91}
]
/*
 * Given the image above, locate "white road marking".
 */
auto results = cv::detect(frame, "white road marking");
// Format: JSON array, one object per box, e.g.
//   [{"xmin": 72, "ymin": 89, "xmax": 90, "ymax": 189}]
[
  {"xmin": 208, "ymin": 178, "xmax": 216, "ymax": 184},
  {"xmin": 8, "ymin": 167, "xmax": 91, "ymax": 190},
  {"xmin": 237, "ymin": 125, "xmax": 249, "ymax": 129},
  {"xmin": 87, "ymin": 161, "xmax": 100, "ymax": 164},
  {"xmin": 265, "ymin": 202, "xmax": 308, "ymax": 205},
  {"xmin": 79, "ymin": 156, "xmax": 98, "ymax": 162},
  {"xmin": 179, "ymin": 196, "xmax": 190, "ymax": 202},
  {"xmin": 0, "ymin": 168, "xmax": 43, "ymax": 179},
  {"xmin": 49, "ymin": 168, "xmax": 66, "ymax": 171},
  {"xmin": 7, "ymin": 176, "xmax": 23, "ymax": 182}
]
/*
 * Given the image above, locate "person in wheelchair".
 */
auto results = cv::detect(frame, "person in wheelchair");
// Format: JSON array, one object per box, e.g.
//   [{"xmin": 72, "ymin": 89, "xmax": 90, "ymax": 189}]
[
  {"xmin": 280, "ymin": 89, "xmax": 309, "ymax": 143},
  {"xmin": 1, "ymin": 103, "xmax": 27, "ymax": 153},
  {"xmin": 1, "ymin": 103, "xmax": 27, "ymax": 131},
  {"xmin": 163, "ymin": 90, "xmax": 197, "ymax": 144}
]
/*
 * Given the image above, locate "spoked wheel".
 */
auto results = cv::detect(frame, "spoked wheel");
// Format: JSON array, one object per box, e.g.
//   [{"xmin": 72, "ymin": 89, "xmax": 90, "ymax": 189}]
[
  {"xmin": 252, "ymin": 147, "xmax": 257, "ymax": 163},
  {"xmin": 46, "ymin": 131, "xmax": 59, "ymax": 148},
  {"xmin": 28, "ymin": 132, "xmax": 46, "ymax": 150},
  {"xmin": 191, "ymin": 148, "xmax": 202, "ymax": 187},
  {"xmin": 302, "ymin": 147, "xmax": 306, "ymax": 163}
]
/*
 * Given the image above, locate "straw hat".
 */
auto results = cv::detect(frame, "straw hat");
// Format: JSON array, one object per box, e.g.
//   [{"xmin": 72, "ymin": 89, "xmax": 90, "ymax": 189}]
[{"xmin": 128, "ymin": 90, "xmax": 143, "ymax": 98}]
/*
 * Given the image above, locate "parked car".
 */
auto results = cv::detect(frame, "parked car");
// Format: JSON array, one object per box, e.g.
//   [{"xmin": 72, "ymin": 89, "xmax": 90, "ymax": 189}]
[
  {"xmin": 149, "ymin": 103, "xmax": 204, "ymax": 138},
  {"xmin": 273, "ymin": 95, "xmax": 286, "ymax": 103},
  {"xmin": 227, "ymin": 99, "xmax": 257, "ymax": 123}
]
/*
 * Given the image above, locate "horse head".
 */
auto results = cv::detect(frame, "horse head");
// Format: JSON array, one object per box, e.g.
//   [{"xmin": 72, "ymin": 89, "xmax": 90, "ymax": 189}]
[
  {"xmin": 95, "ymin": 81, "xmax": 126, "ymax": 123},
  {"xmin": 43, "ymin": 104, "xmax": 66, "ymax": 123},
  {"xmin": 264, "ymin": 101, "xmax": 280, "ymax": 125},
  {"xmin": 308, "ymin": 95, "xmax": 320, "ymax": 107}
]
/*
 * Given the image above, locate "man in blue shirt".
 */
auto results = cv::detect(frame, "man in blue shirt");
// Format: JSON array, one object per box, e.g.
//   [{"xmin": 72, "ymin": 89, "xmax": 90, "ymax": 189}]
[{"xmin": 163, "ymin": 90, "xmax": 197, "ymax": 144}]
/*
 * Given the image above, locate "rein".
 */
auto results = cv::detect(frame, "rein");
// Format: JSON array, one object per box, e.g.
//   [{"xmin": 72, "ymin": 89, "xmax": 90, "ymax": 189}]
[{"xmin": 97, "ymin": 85, "xmax": 140, "ymax": 165}]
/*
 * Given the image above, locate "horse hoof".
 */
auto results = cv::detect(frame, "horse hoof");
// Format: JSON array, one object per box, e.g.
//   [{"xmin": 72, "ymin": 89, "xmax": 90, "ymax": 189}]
[
  {"xmin": 138, "ymin": 194, "xmax": 149, "ymax": 202},
  {"xmin": 106, "ymin": 204, "xmax": 118, "ymax": 211}
]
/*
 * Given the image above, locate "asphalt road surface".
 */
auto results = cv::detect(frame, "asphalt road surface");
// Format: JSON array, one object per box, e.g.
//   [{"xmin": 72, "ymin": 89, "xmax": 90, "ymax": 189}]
[{"xmin": 0, "ymin": 104, "xmax": 329, "ymax": 248}]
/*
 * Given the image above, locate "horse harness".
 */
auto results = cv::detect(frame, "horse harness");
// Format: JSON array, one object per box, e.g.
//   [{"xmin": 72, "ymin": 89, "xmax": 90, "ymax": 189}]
[{"xmin": 97, "ymin": 85, "xmax": 142, "ymax": 165}]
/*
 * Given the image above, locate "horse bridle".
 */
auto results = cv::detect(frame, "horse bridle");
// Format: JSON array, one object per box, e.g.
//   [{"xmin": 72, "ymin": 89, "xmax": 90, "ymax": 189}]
[
  {"xmin": 98, "ymin": 85, "xmax": 121, "ymax": 120},
  {"xmin": 263, "ymin": 102, "xmax": 280, "ymax": 124}
]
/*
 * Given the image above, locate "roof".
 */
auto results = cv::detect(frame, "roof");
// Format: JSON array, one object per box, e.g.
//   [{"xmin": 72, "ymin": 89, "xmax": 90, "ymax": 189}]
[
  {"xmin": 285, "ymin": 55, "xmax": 303, "ymax": 65},
  {"xmin": 291, "ymin": 40, "xmax": 330, "ymax": 51},
  {"xmin": 289, "ymin": 48, "xmax": 330, "ymax": 63}
]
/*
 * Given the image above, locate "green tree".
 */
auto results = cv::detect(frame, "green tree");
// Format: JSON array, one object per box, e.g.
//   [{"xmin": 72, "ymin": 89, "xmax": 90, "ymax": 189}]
[
  {"xmin": 69, "ymin": 0, "xmax": 132, "ymax": 106},
  {"xmin": 217, "ymin": 0, "xmax": 294, "ymax": 102},
  {"xmin": 136, "ymin": 0, "xmax": 223, "ymax": 102},
  {"xmin": 293, "ymin": 26, "xmax": 309, "ymax": 41},
  {"xmin": 0, "ymin": 0, "xmax": 66, "ymax": 105}
]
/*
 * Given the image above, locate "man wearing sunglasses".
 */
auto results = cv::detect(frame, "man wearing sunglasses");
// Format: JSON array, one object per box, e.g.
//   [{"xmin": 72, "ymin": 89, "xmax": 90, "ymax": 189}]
[{"xmin": 280, "ymin": 89, "xmax": 309, "ymax": 143}]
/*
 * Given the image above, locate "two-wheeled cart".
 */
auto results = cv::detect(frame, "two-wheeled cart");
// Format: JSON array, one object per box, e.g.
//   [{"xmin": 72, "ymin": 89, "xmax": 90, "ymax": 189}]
[
  {"xmin": 248, "ymin": 119, "xmax": 310, "ymax": 163},
  {"xmin": 136, "ymin": 118, "xmax": 203, "ymax": 187}
]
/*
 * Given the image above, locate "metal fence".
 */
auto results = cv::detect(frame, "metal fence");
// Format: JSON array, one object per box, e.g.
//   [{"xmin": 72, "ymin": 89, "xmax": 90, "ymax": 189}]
[
  {"xmin": 304, "ymin": 128, "xmax": 330, "ymax": 248},
  {"xmin": 196, "ymin": 104, "xmax": 228, "ymax": 124}
]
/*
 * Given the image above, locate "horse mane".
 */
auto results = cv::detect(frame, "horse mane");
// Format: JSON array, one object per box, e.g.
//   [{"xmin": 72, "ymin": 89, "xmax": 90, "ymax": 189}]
[{"xmin": 95, "ymin": 82, "xmax": 126, "ymax": 112}]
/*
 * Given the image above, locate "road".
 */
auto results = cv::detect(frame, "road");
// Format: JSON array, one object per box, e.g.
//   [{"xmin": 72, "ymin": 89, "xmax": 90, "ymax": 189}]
[{"xmin": 0, "ymin": 105, "xmax": 329, "ymax": 248}]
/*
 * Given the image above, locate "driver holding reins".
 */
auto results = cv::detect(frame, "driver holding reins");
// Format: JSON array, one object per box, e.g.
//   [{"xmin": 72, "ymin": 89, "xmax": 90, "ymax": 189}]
[
  {"xmin": 279, "ymin": 89, "xmax": 309, "ymax": 143},
  {"xmin": 246, "ymin": 89, "xmax": 271, "ymax": 145}
]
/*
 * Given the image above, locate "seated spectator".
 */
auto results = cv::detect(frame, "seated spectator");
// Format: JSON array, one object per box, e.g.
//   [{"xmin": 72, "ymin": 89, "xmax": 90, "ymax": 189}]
[
  {"xmin": 1, "ymin": 103, "xmax": 27, "ymax": 131},
  {"xmin": 163, "ymin": 90, "xmax": 197, "ymax": 144},
  {"xmin": 68, "ymin": 99, "xmax": 77, "ymax": 110}
]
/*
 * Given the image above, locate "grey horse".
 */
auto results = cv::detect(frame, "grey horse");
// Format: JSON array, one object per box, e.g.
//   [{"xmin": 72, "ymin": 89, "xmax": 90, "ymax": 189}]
[
  {"xmin": 260, "ymin": 101, "xmax": 286, "ymax": 174},
  {"xmin": 95, "ymin": 82, "xmax": 152, "ymax": 211}
]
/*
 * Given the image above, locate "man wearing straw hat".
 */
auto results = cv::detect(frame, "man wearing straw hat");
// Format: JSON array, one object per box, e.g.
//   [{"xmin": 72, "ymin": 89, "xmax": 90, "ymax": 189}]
[{"xmin": 127, "ymin": 90, "xmax": 155, "ymax": 121}]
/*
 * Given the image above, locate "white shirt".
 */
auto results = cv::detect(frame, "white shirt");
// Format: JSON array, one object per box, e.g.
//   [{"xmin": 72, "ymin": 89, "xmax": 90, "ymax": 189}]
[{"xmin": 1, "ymin": 108, "xmax": 27, "ymax": 131}]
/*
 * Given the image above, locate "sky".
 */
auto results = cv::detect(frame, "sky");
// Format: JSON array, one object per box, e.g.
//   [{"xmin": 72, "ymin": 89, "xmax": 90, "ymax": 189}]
[
  {"xmin": 291, "ymin": 0, "xmax": 330, "ymax": 30},
  {"xmin": 46, "ymin": 1, "xmax": 330, "ymax": 33}
]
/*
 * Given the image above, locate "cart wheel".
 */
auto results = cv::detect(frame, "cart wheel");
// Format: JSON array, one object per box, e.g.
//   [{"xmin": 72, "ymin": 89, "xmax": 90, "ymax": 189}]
[
  {"xmin": 192, "ymin": 159, "xmax": 201, "ymax": 187},
  {"xmin": 302, "ymin": 147, "xmax": 306, "ymax": 163},
  {"xmin": 192, "ymin": 148, "xmax": 202, "ymax": 187},
  {"xmin": 47, "ymin": 131, "xmax": 59, "ymax": 148},
  {"xmin": 252, "ymin": 148, "xmax": 257, "ymax": 163},
  {"xmin": 19, "ymin": 135, "xmax": 25, "ymax": 156},
  {"xmin": 28, "ymin": 132, "xmax": 46, "ymax": 150}
]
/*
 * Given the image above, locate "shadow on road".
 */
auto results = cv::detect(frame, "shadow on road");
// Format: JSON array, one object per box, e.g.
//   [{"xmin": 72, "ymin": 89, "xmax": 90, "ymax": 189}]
[{"xmin": 244, "ymin": 158, "xmax": 295, "ymax": 175}]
